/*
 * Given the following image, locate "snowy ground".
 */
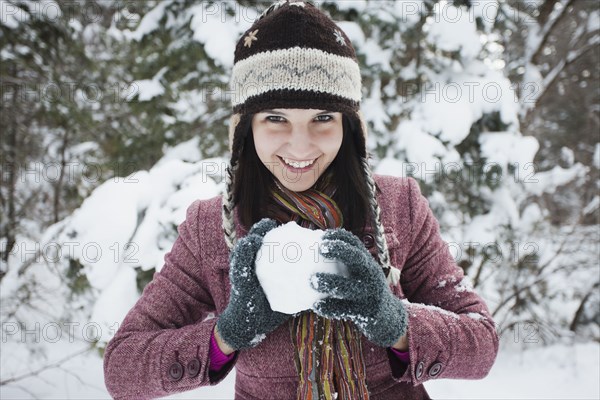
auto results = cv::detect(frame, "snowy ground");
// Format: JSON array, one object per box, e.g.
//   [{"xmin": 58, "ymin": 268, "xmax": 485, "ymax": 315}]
[{"xmin": 1, "ymin": 340, "xmax": 598, "ymax": 399}]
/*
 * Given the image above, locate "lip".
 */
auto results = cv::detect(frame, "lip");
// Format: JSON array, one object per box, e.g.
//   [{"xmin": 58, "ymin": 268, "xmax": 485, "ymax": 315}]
[{"xmin": 278, "ymin": 155, "xmax": 319, "ymax": 173}]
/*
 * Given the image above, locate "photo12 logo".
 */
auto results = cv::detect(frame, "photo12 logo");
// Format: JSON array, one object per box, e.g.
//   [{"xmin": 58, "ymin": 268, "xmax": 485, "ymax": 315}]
[{"xmin": 2, "ymin": 321, "xmax": 121, "ymax": 344}]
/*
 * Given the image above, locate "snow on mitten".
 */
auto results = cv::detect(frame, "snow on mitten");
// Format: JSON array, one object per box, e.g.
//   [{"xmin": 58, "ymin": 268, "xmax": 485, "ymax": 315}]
[
  {"xmin": 310, "ymin": 228, "xmax": 408, "ymax": 348},
  {"xmin": 217, "ymin": 218, "xmax": 290, "ymax": 350}
]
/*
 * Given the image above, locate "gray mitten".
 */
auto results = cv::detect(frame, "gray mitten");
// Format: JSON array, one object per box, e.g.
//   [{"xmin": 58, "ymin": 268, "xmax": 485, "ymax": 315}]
[
  {"xmin": 310, "ymin": 229, "xmax": 408, "ymax": 348},
  {"xmin": 217, "ymin": 218, "xmax": 290, "ymax": 350}
]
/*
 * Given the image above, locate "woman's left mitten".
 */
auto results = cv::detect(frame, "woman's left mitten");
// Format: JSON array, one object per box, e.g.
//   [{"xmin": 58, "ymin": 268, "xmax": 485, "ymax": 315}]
[{"xmin": 311, "ymin": 228, "xmax": 408, "ymax": 348}]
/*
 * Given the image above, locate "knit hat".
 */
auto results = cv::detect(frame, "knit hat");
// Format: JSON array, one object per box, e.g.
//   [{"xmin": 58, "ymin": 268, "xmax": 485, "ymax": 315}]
[
  {"xmin": 227, "ymin": 0, "xmax": 367, "ymax": 152},
  {"xmin": 222, "ymin": 0, "xmax": 400, "ymax": 285}
]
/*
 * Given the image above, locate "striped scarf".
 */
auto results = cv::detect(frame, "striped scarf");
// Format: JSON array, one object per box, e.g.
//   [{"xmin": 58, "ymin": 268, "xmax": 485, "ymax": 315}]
[{"xmin": 267, "ymin": 172, "xmax": 370, "ymax": 400}]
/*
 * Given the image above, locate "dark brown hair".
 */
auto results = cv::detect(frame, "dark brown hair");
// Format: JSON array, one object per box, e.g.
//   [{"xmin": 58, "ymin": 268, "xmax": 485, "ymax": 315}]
[{"xmin": 231, "ymin": 113, "xmax": 374, "ymax": 233}]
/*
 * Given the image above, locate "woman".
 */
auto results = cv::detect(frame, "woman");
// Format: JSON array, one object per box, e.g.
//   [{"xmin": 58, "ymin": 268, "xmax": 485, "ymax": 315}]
[{"xmin": 103, "ymin": 1, "xmax": 499, "ymax": 399}]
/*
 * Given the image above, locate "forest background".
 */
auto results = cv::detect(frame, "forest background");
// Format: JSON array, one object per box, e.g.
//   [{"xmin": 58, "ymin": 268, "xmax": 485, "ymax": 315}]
[{"xmin": 1, "ymin": 0, "xmax": 599, "ymax": 398}]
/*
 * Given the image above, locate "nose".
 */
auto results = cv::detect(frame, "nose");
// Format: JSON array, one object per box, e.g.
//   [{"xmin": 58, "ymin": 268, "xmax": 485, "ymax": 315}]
[{"xmin": 288, "ymin": 124, "xmax": 313, "ymax": 156}]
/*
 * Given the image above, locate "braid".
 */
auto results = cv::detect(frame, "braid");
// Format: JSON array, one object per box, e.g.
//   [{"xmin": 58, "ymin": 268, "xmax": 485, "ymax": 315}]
[
  {"xmin": 222, "ymin": 115, "xmax": 246, "ymax": 251},
  {"xmin": 361, "ymin": 154, "xmax": 400, "ymax": 285},
  {"xmin": 222, "ymin": 163, "xmax": 236, "ymax": 251}
]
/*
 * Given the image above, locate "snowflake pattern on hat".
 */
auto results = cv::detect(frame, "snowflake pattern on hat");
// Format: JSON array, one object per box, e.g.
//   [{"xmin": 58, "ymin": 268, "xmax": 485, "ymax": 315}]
[
  {"xmin": 334, "ymin": 29, "xmax": 346, "ymax": 46},
  {"xmin": 244, "ymin": 29, "xmax": 259, "ymax": 48}
]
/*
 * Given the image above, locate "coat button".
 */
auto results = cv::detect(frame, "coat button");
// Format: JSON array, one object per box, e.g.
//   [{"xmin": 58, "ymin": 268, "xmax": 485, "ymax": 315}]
[
  {"xmin": 187, "ymin": 358, "xmax": 201, "ymax": 378},
  {"xmin": 168, "ymin": 362, "xmax": 184, "ymax": 381},
  {"xmin": 415, "ymin": 361, "xmax": 424, "ymax": 379},
  {"xmin": 428, "ymin": 362, "xmax": 443, "ymax": 377},
  {"xmin": 362, "ymin": 233, "xmax": 375, "ymax": 248}
]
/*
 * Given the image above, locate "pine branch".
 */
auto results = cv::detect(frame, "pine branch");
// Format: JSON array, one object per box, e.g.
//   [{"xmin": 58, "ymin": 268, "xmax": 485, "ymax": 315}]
[
  {"xmin": 492, "ymin": 209, "xmax": 588, "ymax": 317},
  {"xmin": 569, "ymin": 282, "xmax": 600, "ymax": 332},
  {"xmin": 524, "ymin": 35, "xmax": 599, "ymax": 125},
  {"xmin": 0, "ymin": 347, "xmax": 93, "ymax": 386},
  {"xmin": 530, "ymin": 0, "xmax": 575, "ymax": 66}
]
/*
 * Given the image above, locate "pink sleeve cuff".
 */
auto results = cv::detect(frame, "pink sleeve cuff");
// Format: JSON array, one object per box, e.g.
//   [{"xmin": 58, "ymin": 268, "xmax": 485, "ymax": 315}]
[
  {"xmin": 209, "ymin": 330, "xmax": 236, "ymax": 372},
  {"xmin": 389, "ymin": 347, "xmax": 410, "ymax": 364}
]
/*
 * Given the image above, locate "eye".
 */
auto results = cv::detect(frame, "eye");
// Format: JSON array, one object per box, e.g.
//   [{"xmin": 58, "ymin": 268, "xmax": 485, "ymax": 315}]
[
  {"xmin": 266, "ymin": 115, "xmax": 286, "ymax": 123},
  {"xmin": 315, "ymin": 115, "xmax": 334, "ymax": 122}
]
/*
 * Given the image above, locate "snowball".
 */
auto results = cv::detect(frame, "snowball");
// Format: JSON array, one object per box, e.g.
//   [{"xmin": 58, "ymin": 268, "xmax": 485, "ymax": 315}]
[{"xmin": 255, "ymin": 221, "xmax": 348, "ymax": 314}]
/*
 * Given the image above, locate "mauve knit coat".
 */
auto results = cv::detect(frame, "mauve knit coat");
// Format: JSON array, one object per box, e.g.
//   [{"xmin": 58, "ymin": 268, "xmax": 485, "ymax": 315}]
[{"xmin": 103, "ymin": 174, "xmax": 499, "ymax": 399}]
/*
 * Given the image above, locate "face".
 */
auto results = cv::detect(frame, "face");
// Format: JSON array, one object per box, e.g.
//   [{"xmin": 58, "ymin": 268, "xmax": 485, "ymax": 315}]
[{"xmin": 252, "ymin": 108, "xmax": 344, "ymax": 192}]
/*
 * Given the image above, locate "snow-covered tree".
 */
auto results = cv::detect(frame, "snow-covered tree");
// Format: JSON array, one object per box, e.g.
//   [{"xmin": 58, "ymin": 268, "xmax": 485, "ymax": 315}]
[
  {"xmin": 497, "ymin": 0, "xmax": 599, "ymax": 226},
  {"xmin": 1, "ymin": 0, "xmax": 598, "ymax": 396}
]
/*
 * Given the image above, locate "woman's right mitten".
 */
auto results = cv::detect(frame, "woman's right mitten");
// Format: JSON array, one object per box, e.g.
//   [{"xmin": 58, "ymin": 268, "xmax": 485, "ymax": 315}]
[{"xmin": 216, "ymin": 218, "xmax": 290, "ymax": 350}]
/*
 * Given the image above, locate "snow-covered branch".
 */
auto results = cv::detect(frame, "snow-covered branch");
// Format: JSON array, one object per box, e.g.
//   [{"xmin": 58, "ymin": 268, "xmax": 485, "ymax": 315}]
[
  {"xmin": 529, "ymin": 0, "xmax": 575, "ymax": 65},
  {"xmin": 0, "ymin": 347, "xmax": 93, "ymax": 386},
  {"xmin": 524, "ymin": 34, "xmax": 599, "ymax": 120}
]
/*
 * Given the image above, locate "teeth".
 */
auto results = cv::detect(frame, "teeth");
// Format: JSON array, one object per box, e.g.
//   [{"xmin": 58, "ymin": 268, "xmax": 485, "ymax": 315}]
[{"xmin": 282, "ymin": 157, "xmax": 316, "ymax": 169}]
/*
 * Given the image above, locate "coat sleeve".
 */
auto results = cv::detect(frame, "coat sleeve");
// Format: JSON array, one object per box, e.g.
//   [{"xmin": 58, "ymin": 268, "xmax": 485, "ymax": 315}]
[
  {"xmin": 387, "ymin": 177, "xmax": 499, "ymax": 385},
  {"xmin": 103, "ymin": 199, "xmax": 237, "ymax": 399}
]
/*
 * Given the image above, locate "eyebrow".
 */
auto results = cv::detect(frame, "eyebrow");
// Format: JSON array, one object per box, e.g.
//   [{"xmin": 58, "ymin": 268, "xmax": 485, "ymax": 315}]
[
  {"xmin": 260, "ymin": 110, "xmax": 335, "ymax": 116},
  {"xmin": 315, "ymin": 110, "xmax": 335, "ymax": 115},
  {"xmin": 260, "ymin": 109, "xmax": 286, "ymax": 115}
]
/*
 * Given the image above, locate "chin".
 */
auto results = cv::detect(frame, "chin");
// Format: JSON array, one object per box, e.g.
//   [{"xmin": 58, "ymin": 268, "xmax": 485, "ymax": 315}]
[
  {"xmin": 277, "ymin": 175, "xmax": 319, "ymax": 192},
  {"xmin": 279, "ymin": 182, "xmax": 313, "ymax": 192}
]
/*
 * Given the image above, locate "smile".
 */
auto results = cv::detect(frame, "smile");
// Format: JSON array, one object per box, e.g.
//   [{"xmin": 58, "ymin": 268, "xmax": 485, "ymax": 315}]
[{"xmin": 280, "ymin": 156, "xmax": 318, "ymax": 169}]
